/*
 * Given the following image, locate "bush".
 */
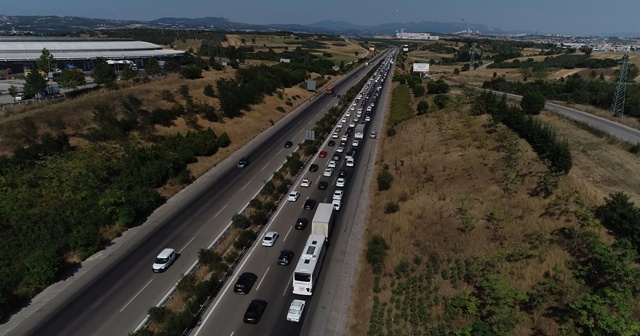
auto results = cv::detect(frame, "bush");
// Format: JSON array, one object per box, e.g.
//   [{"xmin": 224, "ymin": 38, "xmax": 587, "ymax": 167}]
[
  {"xmin": 216, "ymin": 132, "xmax": 231, "ymax": 148},
  {"xmin": 427, "ymin": 79, "xmax": 450, "ymax": 94},
  {"xmin": 234, "ymin": 229, "xmax": 258, "ymax": 249},
  {"xmin": 366, "ymin": 235, "xmax": 389, "ymax": 274},
  {"xmin": 148, "ymin": 306, "xmax": 168, "ymax": 324},
  {"xmin": 520, "ymin": 91, "xmax": 546, "ymax": 115},
  {"xmin": 232, "ymin": 213, "xmax": 251, "ymax": 229},
  {"xmin": 433, "ymin": 94, "xmax": 450, "ymax": 109},
  {"xmin": 182, "ymin": 65, "xmax": 203, "ymax": 79},
  {"xmin": 377, "ymin": 165, "xmax": 393, "ymax": 191},
  {"xmin": 198, "ymin": 249, "xmax": 222, "ymax": 267},
  {"xmin": 203, "ymin": 84, "xmax": 215, "ymax": 97},
  {"xmin": 417, "ymin": 100, "xmax": 429, "ymax": 115},
  {"xmin": 250, "ymin": 210, "xmax": 269, "ymax": 226},
  {"xmin": 178, "ymin": 85, "xmax": 190, "ymax": 99},
  {"xmin": 385, "ymin": 202, "xmax": 399, "ymax": 214},
  {"xmin": 387, "ymin": 127, "xmax": 397, "ymax": 137}
]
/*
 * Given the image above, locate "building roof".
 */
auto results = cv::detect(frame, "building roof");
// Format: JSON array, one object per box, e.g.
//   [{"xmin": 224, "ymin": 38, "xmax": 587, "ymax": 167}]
[{"xmin": 0, "ymin": 37, "xmax": 184, "ymax": 61}]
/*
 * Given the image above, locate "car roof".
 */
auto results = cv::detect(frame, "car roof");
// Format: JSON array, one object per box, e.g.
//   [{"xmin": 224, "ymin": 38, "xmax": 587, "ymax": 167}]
[{"xmin": 157, "ymin": 248, "xmax": 175, "ymax": 258}]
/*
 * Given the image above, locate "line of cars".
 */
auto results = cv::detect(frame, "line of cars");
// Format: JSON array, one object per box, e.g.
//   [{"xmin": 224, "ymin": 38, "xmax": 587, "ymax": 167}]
[{"xmin": 227, "ymin": 53, "xmax": 395, "ymax": 326}]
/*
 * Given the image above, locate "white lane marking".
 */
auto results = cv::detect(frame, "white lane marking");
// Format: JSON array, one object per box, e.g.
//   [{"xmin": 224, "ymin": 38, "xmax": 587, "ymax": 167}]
[
  {"xmin": 282, "ymin": 226, "xmax": 293, "ymax": 243},
  {"xmin": 230, "ymin": 333, "xmax": 234, "ymax": 336},
  {"xmin": 283, "ymin": 272, "xmax": 294, "ymax": 296},
  {"xmin": 278, "ymin": 148, "xmax": 283, "ymax": 155},
  {"xmin": 241, "ymin": 180, "xmax": 252, "ymax": 190},
  {"xmin": 261, "ymin": 163, "xmax": 269, "ymax": 171},
  {"xmin": 214, "ymin": 204, "xmax": 228, "ymax": 217},
  {"xmin": 195, "ymin": 188, "xmax": 289, "ymax": 335},
  {"xmin": 256, "ymin": 267, "xmax": 270, "ymax": 291},
  {"xmin": 179, "ymin": 236, "xmax": 196, "ymax": 253},
  {"xmin": 120, "ymin": 279, "xmax": 153, "ymax": 312}
]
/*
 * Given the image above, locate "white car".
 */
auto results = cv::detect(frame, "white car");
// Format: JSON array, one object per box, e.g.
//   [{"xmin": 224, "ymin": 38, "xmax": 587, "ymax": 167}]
[
  {"xmin": 323, "ymin": 167, "xmax": 334, "ymax": 177},
  {"xmin": 349, "ymin": 122, "xmax": 356, "ymax": 128},
  {"xmin": 346, "ymin": 158, "xmax": 354, "ymax": 167},
  {"xmin": 333, "ymin": 190, "xmax": 344, "ymax": 200},
  {"xmin": 336, "ymin": 177, "xmax": 346, "ymax": 187},
  {"xmin": 332, "ymin": 199, "xmax": 341, "ymax": 211},
  {"xmin": 341, "ymin": 135, "xmax": 348, "ymax": 141},
  {"xmin": 288, "ymin": 191, "xmax": 300, "ymax": 202},
  {"xmin": 366, "ymin": 106, "xmax": 372, "ymax": 112},
  {"xmin": 328, "ymin": 160, "xmax": 337, "ymax": 168},
  {"xmin": 365, "ymin": 116, "xmax": 371, "ymax": 122},
  {"xmin": 287, "ymin": 299, "xmax": 306, "ymax": 322},
  {"xmin": 262, "ymin": 231, "xmax": 279, "ymax": 247},
  {"xmin": 352, "ymin": 140, "xmax": 360, "ymax": 147},
  {"xmin": 152, "ymin": 248, "xmax": 177, "ymax": 273},
  {"xmin": 300, "ymin": 178, "xmax": 311, "ymax": 188},
  {"xmin": 369, "ymin": 131, "xmax": 377, "ymax": 139},
  {"xmin": 341, "ymin": 118, "xmax": 347, "ymax": 123},
  {"xmin": 336, "ymin": 146, "xmax": 344, "ymax": 153},
  {"xmin": 332, "ymin": 132, "xmax": 339, "ymax": 139}
]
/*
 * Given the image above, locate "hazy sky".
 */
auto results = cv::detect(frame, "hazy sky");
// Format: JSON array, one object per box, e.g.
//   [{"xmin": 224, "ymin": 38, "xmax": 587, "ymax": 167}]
[{"xmin": 3, "ymin": 0, "xmax": 640, "ymax": 35}]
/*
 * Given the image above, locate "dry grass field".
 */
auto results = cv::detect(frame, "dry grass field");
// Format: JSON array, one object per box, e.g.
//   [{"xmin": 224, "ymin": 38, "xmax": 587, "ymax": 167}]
[{"xmin": 348, "ymin": 89, "xmax": 640, "ymax": 335}]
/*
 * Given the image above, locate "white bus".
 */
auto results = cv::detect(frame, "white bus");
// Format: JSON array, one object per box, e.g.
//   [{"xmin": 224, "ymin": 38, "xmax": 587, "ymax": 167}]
[{"xmin": 292, "ymin": 234, "xmax": 327, "ymax": 296}]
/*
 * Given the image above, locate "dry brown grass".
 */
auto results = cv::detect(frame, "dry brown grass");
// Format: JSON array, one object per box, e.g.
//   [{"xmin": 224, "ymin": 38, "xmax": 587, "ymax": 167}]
[{"xmin": 348, "ymin": 91, "xmax": 632, "ymax": 335}]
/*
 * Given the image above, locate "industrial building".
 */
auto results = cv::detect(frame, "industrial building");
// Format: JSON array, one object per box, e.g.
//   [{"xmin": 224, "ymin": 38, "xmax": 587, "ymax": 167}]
[
  {"xmin": 0, "ymin": 37, "xmax": 185, "ymax": 73},
  {"xmin": 395, "ymin": 30, "xmax": 440, "ymax": 41}
]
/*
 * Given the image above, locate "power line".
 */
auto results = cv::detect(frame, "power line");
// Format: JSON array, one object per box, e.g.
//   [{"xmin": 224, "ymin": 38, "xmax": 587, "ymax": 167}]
[{"xmin": 611, "ymin": 52, "xmax": 630, "ymax": 117}]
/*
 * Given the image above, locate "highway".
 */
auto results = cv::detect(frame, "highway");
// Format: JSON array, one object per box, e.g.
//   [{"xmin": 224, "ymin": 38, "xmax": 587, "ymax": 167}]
[
  {"xmin": 192, "ymin": 53, "xmax": 395, "ymax": 336},
  {"xmin": 5, "ymin": 54, "xmax": 388, "ymax": 336}
]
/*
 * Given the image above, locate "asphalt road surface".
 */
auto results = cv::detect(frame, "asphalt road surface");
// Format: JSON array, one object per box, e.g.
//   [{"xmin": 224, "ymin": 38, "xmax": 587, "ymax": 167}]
[
  {"xmin": 192, "ymin": 53, "xmax": 395, "ymax": 336},
  {"xmin": 3, "ymin": 54, "xmax": 388, "ymax": 336}
]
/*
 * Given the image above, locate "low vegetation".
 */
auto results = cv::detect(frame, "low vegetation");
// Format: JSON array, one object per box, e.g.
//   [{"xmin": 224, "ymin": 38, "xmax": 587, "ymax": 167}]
[{"xmin": 350, "ymin": 81, "xmax": 640, "ymax": 334}]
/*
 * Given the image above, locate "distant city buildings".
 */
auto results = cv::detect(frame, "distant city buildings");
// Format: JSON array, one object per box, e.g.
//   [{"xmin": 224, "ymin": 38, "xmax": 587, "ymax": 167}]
[{"xmin": 395, "ymin": 29, "xmax": 439, "ymax": 41}]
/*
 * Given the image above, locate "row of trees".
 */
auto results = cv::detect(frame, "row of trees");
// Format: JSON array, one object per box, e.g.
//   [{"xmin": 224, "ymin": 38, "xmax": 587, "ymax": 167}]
[
  {"xmin": 216, "ymin": 63, "xmax": 308, "ymax": 118},
  {"xmin": 474, "ymin": 91, "xmax": 572, "ymax": 174},
  {"xmin": 483, "ymin": 75, "xmax": 640, "ymax": 117},
  {"xmin": 488, "ymin": 54, "xmax": 625, "ymax": 70}
]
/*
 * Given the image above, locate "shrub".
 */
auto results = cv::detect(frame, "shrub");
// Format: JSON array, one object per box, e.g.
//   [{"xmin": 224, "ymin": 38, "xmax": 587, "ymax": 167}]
[
  {"xmin": 385, "ymin": 202, "xmax": 399, "ymax": 214},
  {"xmin": 182, "ymin": 65, "xmax": 203, "ymax": 79},
  {"xmin": 417, "ymin": 100, "xmax": 429, "ymax": 115},
  {"xmin": 276, "ymin": 106, "xmax": 286, "ymax": 113},
  {"xmin": 377, "ymin": 165, "xmax": 394, "ymax": 191},
  {"xmin": 366, "ymin": 235, "xmax": 389, "ymax": 274},
  {"xmin": 234, "ymin": 229, "xmax": 258, "ymax": 250},
  {"xmin": 198, "ymin": 249, "xmax": 223, "ymax": 267},
  {"xmin": 387, "ymin": 127, "xmax": 397, "ymax": 137},
  {"xmin": 520, "ymin": 91, "xmax": 546, "ymax": 115},
  {"xmin": 216, "ymin": 132, "xmax": 231, "ymax": 148},
  {"xmin": 250, "ymin": 210, "xmax": 269, "ymax": 226},
  {"xmin": 232, "ymin": 213, "xmax": 251, "ymax": 229},
  {"xmin": 433, "ymin": 94, "xmax": 450, "ymax": 109},
  {"xmin": 427, "ymin": 79, "xmax": 450, "ymax": 94},
  {"xmin": 148, "ymin": 306, "xmax": 168, "ymax": 324},
  {"xmin": 203, "ymin": 83, "xmax": 215, "ymax": 97},
  {"xmin": 178, "ymin": 84, "xmax": 190, "ymax": 99}
]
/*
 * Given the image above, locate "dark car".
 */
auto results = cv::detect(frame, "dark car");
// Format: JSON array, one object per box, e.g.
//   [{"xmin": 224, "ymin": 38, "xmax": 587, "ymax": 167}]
[
  {"xmin": 332, "ymin": 153, "xmax": 342, "ymax": 161},
  {"xmin": 340, "ymin": 140, "xmax": 347, "ymax": 147},
  {"xmin": 295, "ymin": 218, "xmax": 309, "ymax": 230},
  {"xmin": 284, "ymin": 141, "xmax": 294, "ymax": 148},
  {"xmin": 328, "ymin": 140, "xmax": 336, "ymax": 146},
  {"xmin": 243, "ymin": 299, "xmax": 268, "ymax": 324},
  {"xmin": 309, "ymin": 164, "xmax": 319, "ymax": 172},
  {"xmin": 338, "ymin": 169, "xmax": 348, "ymax": 177},
  {"xmin": 234, "ymin": 272, "xmax": 258, "ymax": 294},
  {"xmin": 318, "ymin": 181, "xmax": 328, "ymax": 190},
  {"xmin": 303, "ymin": 199, "xmax": 317, "ymax": 211},
  {"xmin": 237, "ymin": 157, "xmax": 250, "ymax": 168},
  {"xmin": 277, "ymin": 250, "xmax": 295, "ymax": 266}
]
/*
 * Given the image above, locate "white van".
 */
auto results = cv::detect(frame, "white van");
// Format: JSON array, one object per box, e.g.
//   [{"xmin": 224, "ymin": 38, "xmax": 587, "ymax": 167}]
[
  {"xmin": 152, "ymin": 248, "xmax": 176, "ymax": 272},
  {"xmin": 346, "ymin": 158, "xmax": 354, "ymax": 167}
]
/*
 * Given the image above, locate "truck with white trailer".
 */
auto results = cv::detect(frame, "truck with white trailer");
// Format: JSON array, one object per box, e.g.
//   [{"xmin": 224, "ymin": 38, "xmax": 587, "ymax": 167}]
[
  {"xmin": 311, "ymin": 203, "xmax": 334, "ymax": 240},
  {"xmin": 354, "ymin": 123, "xmax": 366, "ymax": 140}
]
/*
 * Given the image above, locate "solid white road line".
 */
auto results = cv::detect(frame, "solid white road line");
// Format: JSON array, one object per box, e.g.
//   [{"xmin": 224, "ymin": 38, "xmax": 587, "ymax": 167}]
[
  {"xmin": 282, "ymin": 226, "xmax": 293, "ymax": 243},
  {"xmin": 261, "ymin": 163, "xmax": 270, "ymax": 171},
  {"xmin": 256, "ymin": 267, "xmax": 270, "ymax": 291},
  {"xmin": 120, "ymin": 279, "xmax": 153, "ymax": 312},
  {"xmin": 283, "ymin": 272, "xmax": 294, "ymax": 296},
  {"xmin": 241, "ymin": 180, "xmax": 252, "ymax": 190}
]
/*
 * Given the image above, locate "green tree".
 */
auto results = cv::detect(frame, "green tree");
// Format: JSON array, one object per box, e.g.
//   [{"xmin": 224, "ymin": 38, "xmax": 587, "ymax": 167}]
[
  {"xmin": 57, "ymin": 69, "xmax": 86, "ymax": 90},
  {"xmin": 433, "ymin": 93, "xmax": 450, "ymax": 109},
  {"xmin": 377, "ymin": 165, "xmax": 393, "ymax": 191},
  {"xmin": 417, "ymin": 100, "xmax": 429, "ymax": 115},
  {"xmin": 23, "ymin": 69, "xmax": 47, "ymax": 97},
  {"xmin": 145, "ymin": 58, "xmax": 162, "ymax": 76},
  {"xmin": 182, "ymin": 65, "xmax": 202, "ymax": 79},
  {"xmin": 36, "ymin": 48, "xmax": 55, "ymax": 73},
  {"xmin": 92, "ymin": 58, "xmax": 117, "ymax": 87},
  {"xmin": 520, "ymin": 91, "xmax": 546, "ymax": 115},
  {"xmin": 121, "ymin": 63, "xmax": 137, "ymax": 80},
  {"xmin": 8, "ymin": 85, "xmax": 18, "ymax": 99},
  {"xmin": 203, "ymin": 84, "xmax": 215, "ymax": 97}
]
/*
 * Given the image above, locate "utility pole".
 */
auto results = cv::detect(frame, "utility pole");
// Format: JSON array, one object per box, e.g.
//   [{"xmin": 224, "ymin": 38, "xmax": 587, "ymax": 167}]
[
  {"xmin": 611, "ymin": 52, "xmax": 630, "ymax": 117},
  {"xmin": 469, "ymin": 43, "xmax": 477, "ymax": 71}
]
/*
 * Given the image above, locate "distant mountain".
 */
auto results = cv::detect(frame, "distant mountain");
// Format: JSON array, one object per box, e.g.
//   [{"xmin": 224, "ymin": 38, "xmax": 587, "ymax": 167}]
[{"xmin": 3, "ymin": 13, "xmax": 630, "ymax": 37}]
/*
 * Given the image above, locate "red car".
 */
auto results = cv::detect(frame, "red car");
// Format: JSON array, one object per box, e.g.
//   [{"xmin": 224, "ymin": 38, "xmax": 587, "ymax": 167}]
[{"xmin": 318, "ymin": 151, "xmax": 327, "ymax": 158}]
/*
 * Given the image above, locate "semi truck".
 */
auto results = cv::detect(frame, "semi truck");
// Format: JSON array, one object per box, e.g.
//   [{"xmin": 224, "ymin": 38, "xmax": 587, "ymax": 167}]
[
  {"xmin": 311, "ymin": 203, "xmax": 334, "ymax": 240},
  {"xmin": 354, "ymin": 124, "xmax": 366, "ymax": 140},
  {"xmin": 326, "ymin": 85, "xmax": 335, "ymax": 95}
]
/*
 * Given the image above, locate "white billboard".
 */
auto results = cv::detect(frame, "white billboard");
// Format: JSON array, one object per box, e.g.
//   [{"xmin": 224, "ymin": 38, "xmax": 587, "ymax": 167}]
[
  {"xmin": 402, "ymin": 47, "xmax": 409, "ymax": 52},
  {"xmin": 412, "ymin": 63, "xmax": 430, "ymax": 72}
]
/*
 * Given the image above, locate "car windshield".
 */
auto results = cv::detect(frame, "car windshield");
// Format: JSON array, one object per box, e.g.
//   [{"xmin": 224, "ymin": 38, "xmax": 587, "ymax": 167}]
[{"xmin": 155, "ymin": 257, "xmax": 169, "ymax": 264}]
